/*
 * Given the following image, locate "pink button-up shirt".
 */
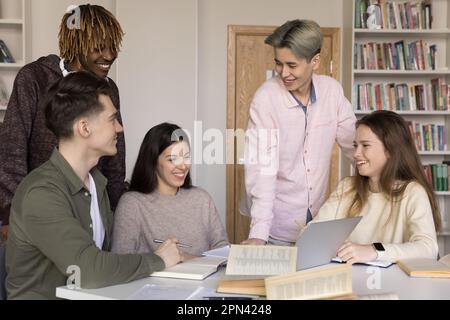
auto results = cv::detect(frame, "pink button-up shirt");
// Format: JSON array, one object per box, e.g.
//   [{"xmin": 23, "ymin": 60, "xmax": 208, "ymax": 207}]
[{"xmin": 244, "ymin": 74, "xmax": 356, "ymax": 242}]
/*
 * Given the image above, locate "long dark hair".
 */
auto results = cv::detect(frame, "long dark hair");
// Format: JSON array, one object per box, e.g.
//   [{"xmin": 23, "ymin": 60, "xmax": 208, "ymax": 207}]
[
  {"xmin": 348, "ymin": 111, "xmax": 441, "ymax": 231},
  {"xmin": 129, "ymin": 123, "xmax": 192, "ymax": 193}
]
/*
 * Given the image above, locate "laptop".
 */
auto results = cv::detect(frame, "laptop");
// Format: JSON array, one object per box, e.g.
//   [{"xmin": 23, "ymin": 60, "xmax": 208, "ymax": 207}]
[{"xmin": 295, "ymin": 217, "xmax": 362, "ymax": 270}]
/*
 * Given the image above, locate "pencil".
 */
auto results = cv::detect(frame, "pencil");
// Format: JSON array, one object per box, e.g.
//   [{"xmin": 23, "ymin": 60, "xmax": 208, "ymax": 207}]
[{"xmin": 153, "ymin": 239, "xmax": 192, "ymax": 248}]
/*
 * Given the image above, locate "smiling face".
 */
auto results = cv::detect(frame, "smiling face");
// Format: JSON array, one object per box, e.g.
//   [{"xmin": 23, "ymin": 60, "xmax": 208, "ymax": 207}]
[
  {"xmin": 86, "ymin": 94, "xmax": 123, "ymax": 157},
  {"xmin": 353, "ymin": 124, "xmax": 389, "ymax": 190},
  {"xmin": 79, "ymin": 44, "xmax": 117, "ymax": 78},
  {"xmin": 274, "ymin": 47, "xmax": 319, "ymax": 95},
  {"xmin": 156, "ymin": 141, "xmax": 191, "ymax": 195}
]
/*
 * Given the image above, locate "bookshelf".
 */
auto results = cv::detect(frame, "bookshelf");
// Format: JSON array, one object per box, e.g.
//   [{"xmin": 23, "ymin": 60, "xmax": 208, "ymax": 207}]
[
  {"xmin": 0, "ymin": 0, "xmax": 30, "ymax": 122},
  {"xmin": 348, "ymin": 0, "xmax": 450, "ymax": 256}
]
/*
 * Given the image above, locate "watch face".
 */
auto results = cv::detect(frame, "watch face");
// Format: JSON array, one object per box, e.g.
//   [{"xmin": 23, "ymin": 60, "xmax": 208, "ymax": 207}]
[{"xmin": 374, "ymin": 242, "xmax": 385, "ymax": 251}]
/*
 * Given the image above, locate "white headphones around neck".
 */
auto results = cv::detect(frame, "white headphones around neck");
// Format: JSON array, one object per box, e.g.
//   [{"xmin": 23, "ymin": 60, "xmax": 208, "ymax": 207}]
[{"xmin": 59, "ymin": 58, "xmax": 74, "ymax": 77}]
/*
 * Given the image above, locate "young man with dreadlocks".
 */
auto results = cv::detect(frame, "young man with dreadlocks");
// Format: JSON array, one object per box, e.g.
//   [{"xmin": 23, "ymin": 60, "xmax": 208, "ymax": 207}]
[{"xmin": 0, "ymin": 5, "xmax": 126, "ymax": 242}]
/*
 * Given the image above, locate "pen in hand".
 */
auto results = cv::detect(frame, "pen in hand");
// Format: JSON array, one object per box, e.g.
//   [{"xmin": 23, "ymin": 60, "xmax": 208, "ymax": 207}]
[{"xmin": 153, "ymin": 239, "xmax": 192, "ymax": 248}]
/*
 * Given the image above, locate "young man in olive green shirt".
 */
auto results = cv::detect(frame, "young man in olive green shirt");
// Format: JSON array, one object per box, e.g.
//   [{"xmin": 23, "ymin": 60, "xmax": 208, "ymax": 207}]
[{"xmin": 5, "ymin": 72, "xmax": 182, "ymax": 299}]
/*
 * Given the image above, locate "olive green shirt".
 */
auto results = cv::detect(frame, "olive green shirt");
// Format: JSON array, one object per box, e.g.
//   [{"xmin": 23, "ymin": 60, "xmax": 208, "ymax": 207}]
[{"xmin": 6, "ymin": 149, "xmax": 164, "ymax": 299}]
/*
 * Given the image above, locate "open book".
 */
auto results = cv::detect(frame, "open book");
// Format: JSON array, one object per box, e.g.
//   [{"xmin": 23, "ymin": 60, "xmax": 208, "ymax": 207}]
[
  {"xmin": 397, "ymin": 254, "xmax": 450, "ymax": 278},
  {"xmin": 150, "ymin": 256, "xmax": 227, "ymax": 280},
  {"xmin": 265, "ymin": 264, "xmax": 353, "ymax": 300},
  {"xmin": 225, "ymin": 245, "xmax": 297, "ymax": 276}
]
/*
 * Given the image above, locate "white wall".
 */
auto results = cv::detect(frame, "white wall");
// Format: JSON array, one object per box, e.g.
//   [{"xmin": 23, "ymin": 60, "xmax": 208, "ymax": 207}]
[{"xmin": 116, "ymin": 0, "xmax": 197, "ymax": 180}]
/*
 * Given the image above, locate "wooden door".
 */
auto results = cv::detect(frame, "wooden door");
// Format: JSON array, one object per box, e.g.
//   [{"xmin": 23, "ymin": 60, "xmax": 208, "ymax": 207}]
[{"xmin": 226, "ymin": 25, "xmax": 341, "ymax": 244}]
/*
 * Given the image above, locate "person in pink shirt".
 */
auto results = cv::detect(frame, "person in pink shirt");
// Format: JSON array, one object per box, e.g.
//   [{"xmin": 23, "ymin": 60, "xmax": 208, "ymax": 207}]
[{"xmin": 241, "ymin": 20, "xmax": 356, "ymax": 246}]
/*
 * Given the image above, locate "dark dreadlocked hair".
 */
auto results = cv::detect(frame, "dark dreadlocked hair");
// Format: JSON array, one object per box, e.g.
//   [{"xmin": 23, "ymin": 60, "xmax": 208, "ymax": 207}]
[{"xmin": 58, "ymin": 4, "xmax": 124, "ymax": 63}]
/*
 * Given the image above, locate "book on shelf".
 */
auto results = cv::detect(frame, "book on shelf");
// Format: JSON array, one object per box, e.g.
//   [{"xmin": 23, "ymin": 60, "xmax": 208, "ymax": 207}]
[
  {"xmin": 355, "ymin": 0, "xmax": 433, "ymax": 30},
  {"xmin": 0, "ymin": 40, "xmax": 15, "ymax": 63},
  {"xmin": 353, "ymin": 78, "xmax": 450, "ymax": 111},
  {"xmin": 397, "ymin": 254, "xmax": 450, "ymax": 278},
  {"xmin": 354, "ymin": 40, "xmax": 436, "ymax": 71},
  {"xmin": 0, "ymin": 79, "xmax": 8, "ymax": 109},
  {"xmin": 150, "ymin": 256, "xmax": 227, "ymax": 280},
  {"xmin": 423, "ymin": 163, "xmax": 449, "ymax": 191},
  {"xmin": 265, "ymin": 264, "xmax": 353, "ymax": 300}
]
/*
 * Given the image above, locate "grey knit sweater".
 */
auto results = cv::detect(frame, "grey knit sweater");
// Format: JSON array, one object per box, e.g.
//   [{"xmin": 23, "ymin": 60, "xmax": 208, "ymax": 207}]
[{"xmin": 111, "ymin": 187, "xmax": 229, "ymax": 256}]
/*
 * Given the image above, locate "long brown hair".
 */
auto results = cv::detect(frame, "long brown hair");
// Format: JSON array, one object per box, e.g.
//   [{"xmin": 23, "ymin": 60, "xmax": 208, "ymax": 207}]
[{"xmin": 348, "ymin": 110, "xmax": 441, "ymax": 231}]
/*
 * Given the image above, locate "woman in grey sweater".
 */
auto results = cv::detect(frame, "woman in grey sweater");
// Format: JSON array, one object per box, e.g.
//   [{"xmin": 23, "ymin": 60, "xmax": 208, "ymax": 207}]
[{"xmin": 111, "ymin": 123, "xmax": 229, "ymax": 256}]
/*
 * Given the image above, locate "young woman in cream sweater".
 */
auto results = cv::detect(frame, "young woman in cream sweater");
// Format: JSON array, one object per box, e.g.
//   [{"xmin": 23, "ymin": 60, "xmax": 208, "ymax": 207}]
[{"xmin": 314, "ymin": 110, "xmax": 440, "ymax": 263}]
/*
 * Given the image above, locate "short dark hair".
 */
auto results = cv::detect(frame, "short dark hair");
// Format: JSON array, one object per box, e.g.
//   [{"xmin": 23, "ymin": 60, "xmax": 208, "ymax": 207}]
[
  {"xmin": 129, "ymin": 123, "xmax": 192, "ymax": 194},
  {"xmin": 44, "ymin": 71, "xmax": 113, "ymax": 139}
]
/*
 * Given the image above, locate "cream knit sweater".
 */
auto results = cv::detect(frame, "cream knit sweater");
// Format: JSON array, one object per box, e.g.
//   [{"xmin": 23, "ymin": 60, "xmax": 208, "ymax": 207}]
[{"xmin": 313, "ymin": 178, "xmax": 439, "ymax": 262}]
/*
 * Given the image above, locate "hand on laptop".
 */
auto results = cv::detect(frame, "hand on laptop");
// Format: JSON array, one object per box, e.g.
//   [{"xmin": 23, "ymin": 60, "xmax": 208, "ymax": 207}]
[
  {"xmin": 241, "ymin": 238, "xmax": 266, "ymax": 245},
  {"xmin": 337, "ymin": 241, "xmax": 377, "ymax": 264}
]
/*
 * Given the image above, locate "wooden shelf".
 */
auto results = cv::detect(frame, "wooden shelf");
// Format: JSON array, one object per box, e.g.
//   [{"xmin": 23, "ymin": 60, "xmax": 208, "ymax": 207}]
[
  {"xmin": 438, "ymin": 229, "xmax": 450, "ymax": 236},
  {"xmin": 0, "ymin": 18, "xmax": 23, "ymax": 25},
  {"xmin": 418, "ymin": 151, "xmax": 450, "ymax": 156},
  {"xmin": 355, "ymin": 111, "xmax": 450, "ymax": 116},
  {"xmin": 354, "ymin": 70, "xmax": 450, "ymax": 75},
  {"xmin": 0, "ymin": 62, "xmax": 25, "ymax": 69},
  {"xmin": 354, "ymin": 28, "xmax": 450, "ymax": 35},
  {"xmin": 435, "ymin": 192, "xmax": 450, "ymax": 196}
]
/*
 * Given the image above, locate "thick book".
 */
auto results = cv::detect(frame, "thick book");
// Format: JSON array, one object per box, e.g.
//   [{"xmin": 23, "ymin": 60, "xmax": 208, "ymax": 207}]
[
  {"xmin": 150, "ymin": 256, "xmax": 227, "ymax": 280},
  {"xmin": 397, "ymin": 254, "xmax": 450, "ymax": 278},
  {"xmin": 217, "ymin": 279, "xmax": 266, "ymax": 296},
  {"xmin": 265, "ymin": 264, "xmax": 353, "ymax": 300}
]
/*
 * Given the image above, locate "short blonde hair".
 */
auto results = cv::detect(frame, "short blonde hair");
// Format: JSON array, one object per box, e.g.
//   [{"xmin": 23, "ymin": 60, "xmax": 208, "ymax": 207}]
[{"xmin": 265, "ymin": 20, "xmax": 323, "ymax": 62}]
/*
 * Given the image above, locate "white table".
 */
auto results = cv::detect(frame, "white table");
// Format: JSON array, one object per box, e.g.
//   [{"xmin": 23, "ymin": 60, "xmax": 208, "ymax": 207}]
[{"xmin": 56, "ymin": 264, "xmax": 450, "ymax": 300}]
